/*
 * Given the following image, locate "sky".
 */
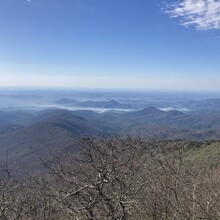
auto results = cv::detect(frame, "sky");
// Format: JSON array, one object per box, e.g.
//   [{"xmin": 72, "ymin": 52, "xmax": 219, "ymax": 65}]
[{"xmin": 0, "ymin": 0, "xmax": 220, "ymax": 91}]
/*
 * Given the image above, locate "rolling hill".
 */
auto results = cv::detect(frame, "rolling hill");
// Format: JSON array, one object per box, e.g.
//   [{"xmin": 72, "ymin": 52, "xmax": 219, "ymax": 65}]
[{"xmin": 1, "ymin": 106, "xmax": 220, "ymax": 171}]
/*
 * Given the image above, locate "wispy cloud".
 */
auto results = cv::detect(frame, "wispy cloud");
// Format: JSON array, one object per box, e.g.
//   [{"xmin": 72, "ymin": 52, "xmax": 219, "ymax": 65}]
[{"xmin": 166, "ymin": 0, "xmax": 220, "ymax": 30}]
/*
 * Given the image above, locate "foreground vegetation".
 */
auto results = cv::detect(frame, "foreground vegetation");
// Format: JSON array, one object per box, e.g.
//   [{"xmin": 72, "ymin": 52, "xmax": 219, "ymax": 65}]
[{"xmin": 1, "ymin": 137, "xmax": 220, "ymax": 219}]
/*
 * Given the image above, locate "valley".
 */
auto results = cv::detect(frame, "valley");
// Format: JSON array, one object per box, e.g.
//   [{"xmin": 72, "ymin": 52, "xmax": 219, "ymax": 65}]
[{"xmin": 1, "ymin": 90, "xmax": 220, "ymax": 171}]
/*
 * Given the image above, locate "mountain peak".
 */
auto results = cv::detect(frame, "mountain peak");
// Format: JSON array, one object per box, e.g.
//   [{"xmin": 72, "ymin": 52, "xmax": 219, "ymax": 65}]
[
  {"xmin": 140, "ymin": 106, "xmax": 161, "ymax": 114},
  {"xmin": 126, "ymin": 106, "xmax": 163, "ymax": 117}
]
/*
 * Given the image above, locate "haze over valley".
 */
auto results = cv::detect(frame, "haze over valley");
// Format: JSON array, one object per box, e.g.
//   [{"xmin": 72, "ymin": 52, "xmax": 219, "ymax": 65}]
[{"xmin": 0, "ymin": 90, "xmax": 220, "ymax": 171}]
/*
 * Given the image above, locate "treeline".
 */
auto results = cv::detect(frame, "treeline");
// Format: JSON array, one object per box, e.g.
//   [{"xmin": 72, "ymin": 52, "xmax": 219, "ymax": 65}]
[{"xmin": 0, "ymin": 137, "xmax": 220, "ymax": 219}]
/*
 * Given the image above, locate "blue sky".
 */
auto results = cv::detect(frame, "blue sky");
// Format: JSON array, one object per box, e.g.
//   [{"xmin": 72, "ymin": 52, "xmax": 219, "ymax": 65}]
[{"xmin": 0, "ymin": 0, "xmax": 220, "ymax": 91}]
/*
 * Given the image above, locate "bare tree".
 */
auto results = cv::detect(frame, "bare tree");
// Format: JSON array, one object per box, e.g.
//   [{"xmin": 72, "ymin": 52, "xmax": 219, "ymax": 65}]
[{"xmin": 1, "ymin": 137, "xmax": 220, "ymax": 220}]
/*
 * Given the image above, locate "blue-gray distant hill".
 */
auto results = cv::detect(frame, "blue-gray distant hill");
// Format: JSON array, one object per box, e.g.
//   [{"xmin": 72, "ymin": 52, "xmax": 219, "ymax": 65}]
[{"xmin": 55, "ymin": 99, "xmax": 135, "ymax": 109}]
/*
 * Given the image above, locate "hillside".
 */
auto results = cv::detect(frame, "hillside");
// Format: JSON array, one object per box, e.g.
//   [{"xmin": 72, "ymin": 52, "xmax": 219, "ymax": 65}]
[
  {"xmin": 1, "ymin": 137, "xmax": 220, "ymax": 219},
  {"xmin": 1, "ymin": 107, "xmax": 220, "ymax": 171},
  {"xmin": 0, "ymin": 110, "xmax": 111, "ymax": 170}
]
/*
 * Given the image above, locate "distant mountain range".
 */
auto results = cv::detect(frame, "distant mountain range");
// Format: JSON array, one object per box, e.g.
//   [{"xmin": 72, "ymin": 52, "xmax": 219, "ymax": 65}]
[
  {"xmin": 1, "ymin": 106, "xmax": 220, "ymax": 171},
  {"xmin": 55, "ymin": 98, "xmax": 220, "ymax": 114},
  {"xmin": 55, "ymin": 99, "xmax": 135, "ymax": 109}
]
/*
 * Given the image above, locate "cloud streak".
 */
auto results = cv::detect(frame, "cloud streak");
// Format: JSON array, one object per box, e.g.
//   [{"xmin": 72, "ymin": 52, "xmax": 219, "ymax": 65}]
[{"xmin": 166, "ymin": 0, "xmax": 220, "ymax": 30}]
